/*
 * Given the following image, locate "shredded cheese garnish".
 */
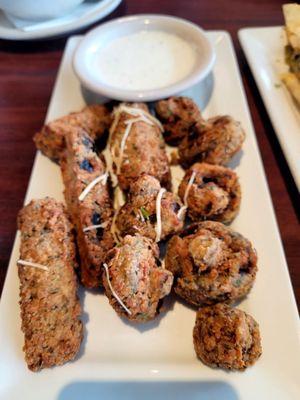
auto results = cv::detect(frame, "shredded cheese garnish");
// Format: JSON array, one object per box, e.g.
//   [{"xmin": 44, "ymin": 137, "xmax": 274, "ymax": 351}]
[
  {"xmin": 138, "ymin": 209, "xmax": 145, "ymax": 222},
  {"xmin": 17, "ymin": 259, "xmax": 49, "ymax": 271},
  {"xmin": 83, "ymin": 221, "xmax": 109, "ymax": 233},
  {"xmin": 155, "ymin": 188, "xmax": 166, "ymax": 242},
  {"xmin": 177, "ymin": 171, "xmax": 196, "ymax": 219},
  {"xmin": 116, "ymin": 115, "xmax": 156, "ymax": 174},
  {"xmin": 115, "ymin": 119, "xmax": 135, "ymax": 174},
  {"xmin": 112, "ymin": 104, "xmax": 163, "ymax": 131},
  {"xmin": 109, "ymin": 104, "xmax": 164, "ymax": 175},
  {"xmin": 114, "ymin": 185, "xmax": 125, "ymax": 209},
  {"xmin": 108, "ymin": 110, "xmax": 121, "ymax": 140},
  {"xmin": 103, "ymin": 263, "xmax": 132, "ymax": 315},
  {"xmin": 78, "ymin": 172, "xmax": 108, "ymax": 201}
]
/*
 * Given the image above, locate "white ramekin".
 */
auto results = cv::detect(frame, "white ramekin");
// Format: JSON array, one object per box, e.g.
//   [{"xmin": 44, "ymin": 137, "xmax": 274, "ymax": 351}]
[{"xmin": 73, "ymin": 14, "xmax": 216, "ymax": 102}]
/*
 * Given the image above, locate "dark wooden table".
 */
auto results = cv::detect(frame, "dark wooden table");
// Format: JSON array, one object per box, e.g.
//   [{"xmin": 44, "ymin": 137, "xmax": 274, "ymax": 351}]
[{"xmin": 0, "ymin": 0, "xmax": 299, "ymax": 308}]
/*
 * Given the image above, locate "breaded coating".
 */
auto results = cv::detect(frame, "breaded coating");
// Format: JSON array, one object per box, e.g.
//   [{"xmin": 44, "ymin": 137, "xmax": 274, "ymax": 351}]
[
  {"xmin": 165, "ymin": 221, "xmax": 257, "ymax": 307},
  {"xmin": 155, "ymin": 96, "xmax": 203, "ymax": 145},
  {"xmin": 116, "ymin": 174, "xmax": 185, "ymax": 242},
  {"xmin": 17, "ymin": 198, "xmax": 83, "ymax": 371},
  {"xmin": 178, "ymin": 163, "xmax": 241, "ymax": 224},
  {"xmin": 103, "ymin": 235, "xmax": 173, "ymax": 322},
  {"xmin": 109, "ymin": 103, "xmax": 171, "ymax": 191},
  {"xmin": 178, "ymin": 116, "xmax": 245, "ymax": 168},
  {"xmin": 61, "ymin": 129, "xmax": 114, "ymax": 288},
  {"xmin": 193, "ymin": 304, "xmax": 262, "ymax": 370},
  {"xmin": 34, "ymin": 104, "xmax": 112, "ymax": 162}
]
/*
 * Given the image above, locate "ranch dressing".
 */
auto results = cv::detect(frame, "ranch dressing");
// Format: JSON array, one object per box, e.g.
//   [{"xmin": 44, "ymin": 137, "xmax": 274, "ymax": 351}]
[{"xmin": 94, "ymin": 30, "xmax": 197, "ymax": 90}]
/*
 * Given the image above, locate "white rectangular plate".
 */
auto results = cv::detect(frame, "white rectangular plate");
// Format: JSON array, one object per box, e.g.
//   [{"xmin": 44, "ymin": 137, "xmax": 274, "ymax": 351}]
[
  {"xmin": 239, "ymin": 26, "xmax": 300, "ymax": 190},
  {"xmin": 0, "ymin": 33, "xmax": 299, "ymax": 400}
]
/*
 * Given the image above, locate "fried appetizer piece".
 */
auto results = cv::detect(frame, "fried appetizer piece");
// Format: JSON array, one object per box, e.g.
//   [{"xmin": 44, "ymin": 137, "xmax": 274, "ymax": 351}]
[
  {"xmin": 178, "ymin": 116, "xmax": 245, "ymax": 168},
  {"xmin": 178, "ymin": 163, "xmax": 241, "ymax": 224},
  {"xmin": 61, "ymin": 128, "xmax": 114, "ymax": 288},
  {"xmin": 165, "ymin": 221, "xmax": 257, "ymax": 307},
  {"xmin": 34, "ymin": 104, "xmax": 112, "ymax": 162},
  {"xmin": 155, "ymin": 96, "xmax": 203, "ymax": 145},
  {"xmin": 116, "ymin": 174, "xmax": 185, "ymax": 242},
  {"xmin": 17, "ymin": 198, "xmax": 83, "ymax": 371},
  {"xmin": 103, "ymin": 235, "xmax": 173, "ymax": 322},
  {"xmin": 281, "ymin": 4, "xmax": 300, "ymax": 106},
  {"xmin": 283, "ymin": 3, "xmax": 300, "ymax": 52},
  {"xmin": 193, "ymin": 304, "xmax": 262, "ymax": 370},
  {"xmin": 282, "ymin": 72, "xmax": 300, "ymax": 106},
  {"xmin": 109, "ymin": 103, "xmax": 171, "ymax": 191}
]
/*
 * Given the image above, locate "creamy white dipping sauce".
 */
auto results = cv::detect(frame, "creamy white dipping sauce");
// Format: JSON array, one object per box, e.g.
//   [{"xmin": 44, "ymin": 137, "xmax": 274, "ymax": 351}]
[{"xmin": 94, "ymin": 30, "xmax": 198, "ymax": 91}]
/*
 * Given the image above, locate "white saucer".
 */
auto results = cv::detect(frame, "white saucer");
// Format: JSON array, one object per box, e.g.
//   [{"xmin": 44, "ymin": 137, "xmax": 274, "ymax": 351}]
[{"xmin": 0, "ymin": 0, "xmax": 122, "ymax": 40}]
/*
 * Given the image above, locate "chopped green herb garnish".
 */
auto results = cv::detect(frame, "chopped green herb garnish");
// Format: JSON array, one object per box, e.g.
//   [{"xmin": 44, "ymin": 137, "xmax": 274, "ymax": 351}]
[
  {"xmin": 140, "ymin": 207, "xmax": 150, "ymax": 220},
  {"xmin": 274, "ymin": 83, "xmax": 281, "ymax": 88},
  {"xmin": 234, "ymin": 278, "xmax": 242, "ymax": 287}
]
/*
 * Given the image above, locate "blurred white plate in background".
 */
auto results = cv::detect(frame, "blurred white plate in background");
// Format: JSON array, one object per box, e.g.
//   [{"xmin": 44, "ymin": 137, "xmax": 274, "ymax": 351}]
[
  {"xmin": 239, "ymin": 27, "xmax": 300, "ymax": 191},
  {"xmin": 0, "ymin": 0, "xmax": 122, "ymax": 40}
]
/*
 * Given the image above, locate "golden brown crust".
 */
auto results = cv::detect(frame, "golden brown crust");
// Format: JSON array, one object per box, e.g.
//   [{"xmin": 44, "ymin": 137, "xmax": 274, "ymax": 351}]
[
  {"xmin": 193, "ymin": 304, "xmax": 262, "ymax": 370},
  {"xmin": 165, "ymin": 221, "xmax": 257, "ymax": 307},
  {"xmin": 103, "ymin": 235, "xmax": 173, "ymax": 322},
  {"xmin": 116, "ymin": 174, "xmax": 185, "ymax": 241},
  {"xmin": 178, "ymin": 116, "xmax": 245, "ymax": 168},
  {"xmin": 17, "ymin": 198, "xmax": 83, "ymax": 371},
  {"xmin": 155, "ymin": 96, "xmax": 202, "ymax": 145},
  {"xmin": 34, "ymin": 104, "xmax": 112, "ymax": 162},
  {"xmin": 110, "ymin": 103, "xmax": 172, "ymax": 191},
  {"xmin": 178, "ymin": 163, "xmax": 241, "ymax": 224},
  {"xmin": 61, "ymin": 129, "xmax": 115, "ymax": 288}
]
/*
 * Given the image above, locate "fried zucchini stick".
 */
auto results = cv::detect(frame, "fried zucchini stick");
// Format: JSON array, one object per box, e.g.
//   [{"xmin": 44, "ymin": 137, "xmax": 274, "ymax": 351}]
[
  {"xmin": 17, "ymin": 198, "xmax": 83, "ymax": 371},
  {"xmin": 61, "ymin": 128, "xmax": 114, "ymax": 288}
]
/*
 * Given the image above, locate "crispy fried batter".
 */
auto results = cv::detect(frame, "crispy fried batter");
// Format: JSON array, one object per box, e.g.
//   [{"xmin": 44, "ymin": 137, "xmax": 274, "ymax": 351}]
[
  {"xmin": 34, "ymin": 104, "xmax": 112, "ymax": 162},
  {"xmin": 103, "ymin": 235, "xmax": 173, "ymax": 322},
  {"xmin": 165, "ymin": 221, "xmax": 257, "ymax": 307},
  {"xmin": 17, "ymin": 198, "xmax": 83, "ymax": 371},
  {"xmin": 61, "ymin": 129, "xmax": 114, "ymax": 288},
  {"xmin": 116, "ymin": 174, "xmax": 185, "ymax": 241},
  {"xmin": 178, "ymin": 163, "xmax": 241, "ymax": 223},
  {"xmin": 109, "ymin": 103, "xmax": 171, "ymax": 191},
  {"xmin": 193, "ymin": 304, "xmax": 262, "ymax": 370},
  {"xmin": 179, "ymin": 115, "xmax": 245, "ymax": 168},
  {"xmin": 155, "ymin": 96, "xmax": 202, "ymax": 145}
]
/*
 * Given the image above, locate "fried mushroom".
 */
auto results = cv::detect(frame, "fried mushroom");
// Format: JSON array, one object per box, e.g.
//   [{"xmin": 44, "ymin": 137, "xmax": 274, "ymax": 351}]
[
  {"xmin": 165, "ymin": 221, "xmax": 257, "ymax": 306},
  {"xmin": 155, "ymin": 96, "xmax": 203, "ymax": 145},
  {"xmin": 178, "ymin": 115, "xmax": 245, "ymax": 168},
  {"xmin": 193, "ymin": 303, "xmax": 262, "ymax": 370},
  {"xmin": 178, "ymin": 163, "xmax": 241, "ymax": 224}
]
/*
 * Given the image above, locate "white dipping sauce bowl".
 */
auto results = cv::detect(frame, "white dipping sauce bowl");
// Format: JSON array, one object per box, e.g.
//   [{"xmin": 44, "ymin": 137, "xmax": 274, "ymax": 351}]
[
  {"xmin": 73, "ymin": 14, "xmax": 216, "ymax": 102},
  {"xmin": 0, "ymin": 0, "xmax": 84, "ymax": 21}
]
